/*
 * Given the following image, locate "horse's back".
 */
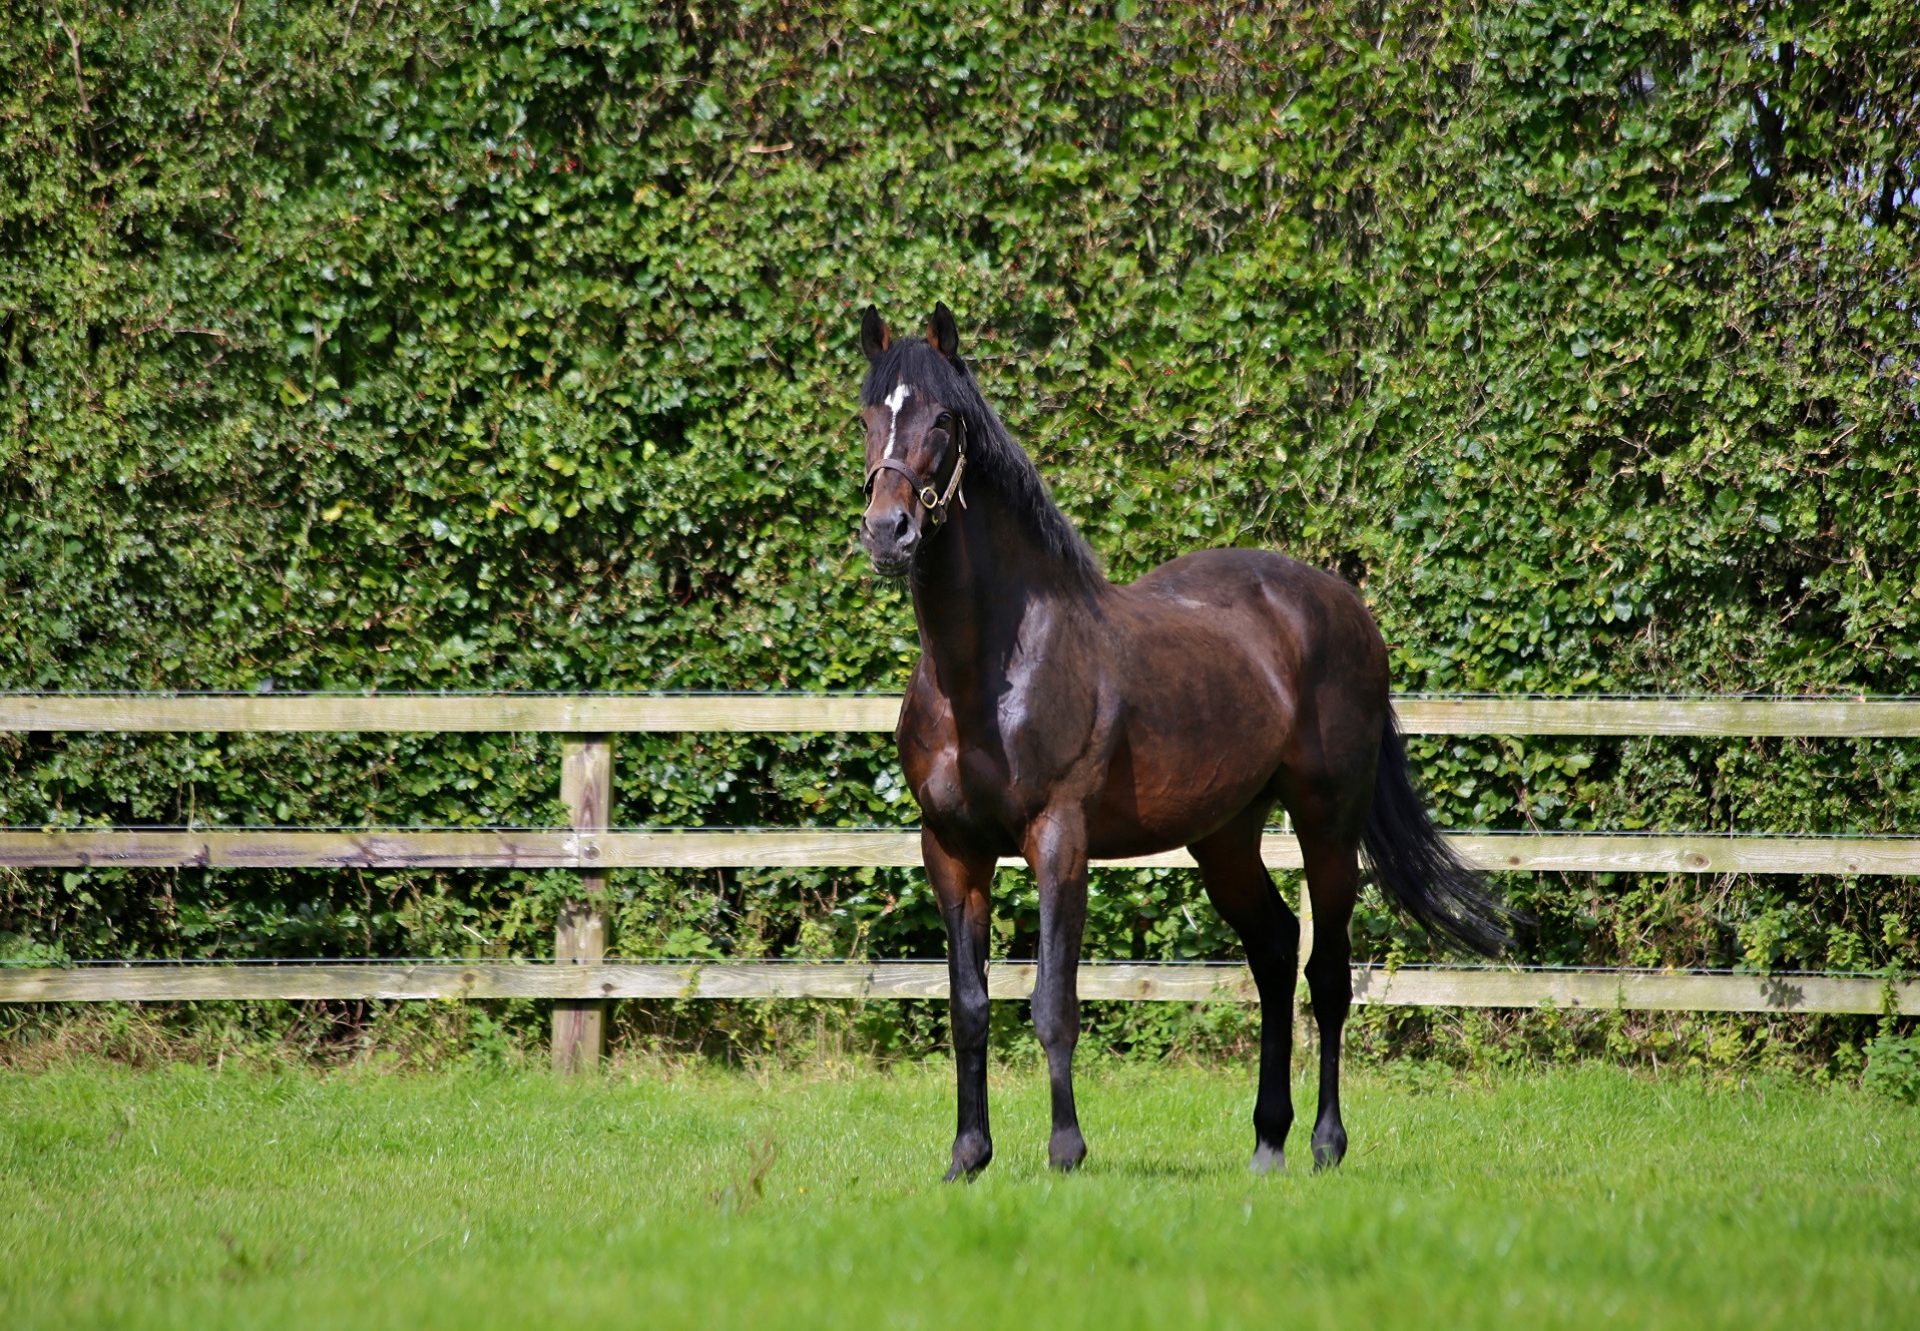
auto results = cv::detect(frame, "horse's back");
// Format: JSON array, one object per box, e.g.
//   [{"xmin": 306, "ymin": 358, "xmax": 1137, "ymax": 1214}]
[
  {"xmin": 1122, "ymin": 546, "xmax": 1384, "ymax": 679},
  {"xmin": 1131, "ymin": 545, "xmax": 1358, "ymax": 613}
]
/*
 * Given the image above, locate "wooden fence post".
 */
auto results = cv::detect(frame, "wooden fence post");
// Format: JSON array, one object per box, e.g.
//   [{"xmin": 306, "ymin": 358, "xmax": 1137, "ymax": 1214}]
[
  {"xmin": 1296, "ymin": 884, "xmax": 1314, "ymax": 1036},
  {"xmin": 553, "ymin": 735, "xmax": 612, "ymax": 1073}
]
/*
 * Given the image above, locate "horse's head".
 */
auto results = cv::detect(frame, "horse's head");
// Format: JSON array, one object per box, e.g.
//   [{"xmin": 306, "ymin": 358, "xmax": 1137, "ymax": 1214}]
[{"xmin": 856, "ymin": 303, "xmax": 969, "ymax": 577}]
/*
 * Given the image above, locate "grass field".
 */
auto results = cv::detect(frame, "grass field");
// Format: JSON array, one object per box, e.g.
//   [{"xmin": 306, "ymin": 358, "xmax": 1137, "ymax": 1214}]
[{"xmin": 2, "ymin": 1057, "xmax": 1916, "ymax": 1330}]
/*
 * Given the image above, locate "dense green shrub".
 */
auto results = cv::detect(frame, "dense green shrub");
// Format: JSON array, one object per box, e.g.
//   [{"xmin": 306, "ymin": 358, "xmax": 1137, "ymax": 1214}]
[{"xmin": 2, "ymin": 1, "xmax": 1916, "ymax": 1057}]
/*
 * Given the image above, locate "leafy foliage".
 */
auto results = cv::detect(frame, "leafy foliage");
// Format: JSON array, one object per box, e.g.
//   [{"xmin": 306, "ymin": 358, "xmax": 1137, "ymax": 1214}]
[{"xmin": 2, "ymin": 1, "xmax": 1917, "ymax": 1053}]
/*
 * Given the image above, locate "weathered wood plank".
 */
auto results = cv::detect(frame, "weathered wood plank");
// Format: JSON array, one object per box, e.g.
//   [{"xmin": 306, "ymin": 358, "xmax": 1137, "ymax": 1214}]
[
  {"xmin": 1, "ymin": 962, "xmax": 1911, "ymax": 1014},
  {"xmin": 1344, "ymin": 966, "xmax": 1920, "ymax": 1014},
  {"xmin": 0, "ymin": 694, "xmax": 905, "ymax": 733},
  {"xmin": 1296, "ymin": 886, "xmax": 1314, "ymax": 999},
  {"xmin": 552, "ymin": 736, "xmax": 612, "ymax": 1073},
  {"xmin": 1392, "ymin": 696, "xmax": 1920, "ymax": 737},
  {"xmin": 1446, "ymin": 833, "xmax": 1920, "ymax": 876},
  {"xmin": 0, "ymin": 830, "xmax": 600, "ymax": 868},
  {"xmin": 4, "ymin": 694, "xmax": 1918, "ymax": 736},
  {"xmin": 4, "ymin": 829, "xmax": 1918, "ymax": 874}
]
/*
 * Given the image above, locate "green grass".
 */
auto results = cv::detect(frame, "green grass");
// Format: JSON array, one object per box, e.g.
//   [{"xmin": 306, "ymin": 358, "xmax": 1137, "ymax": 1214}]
[{"xmin": 2, "ymin": 1058, "xmax": 1916, "ymax": 1330}]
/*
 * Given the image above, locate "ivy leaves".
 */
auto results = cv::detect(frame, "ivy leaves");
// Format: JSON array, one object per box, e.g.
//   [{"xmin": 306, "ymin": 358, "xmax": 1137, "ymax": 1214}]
[{"xmin": 2, "ymin": 0, "xmax": 1916, "ymax": 991}]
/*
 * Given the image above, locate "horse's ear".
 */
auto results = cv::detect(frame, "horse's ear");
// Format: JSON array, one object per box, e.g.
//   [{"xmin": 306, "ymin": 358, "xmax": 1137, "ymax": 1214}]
[
  {"xmin": 860, "ymin": 306, "xmax": 891, "ymax": 361},
  {"xmin": 926, "ymin": 302, "xmax": 960, "ymax": 361}
]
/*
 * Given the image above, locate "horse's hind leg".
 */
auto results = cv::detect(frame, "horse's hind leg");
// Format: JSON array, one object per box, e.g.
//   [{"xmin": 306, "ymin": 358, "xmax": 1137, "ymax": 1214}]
[
  {"xmin": 1296, "ymin": 827, "xmax": 1360, "ymax": 1170},
  {"xmin": 1190, "ymin": 807, "xmax": 1300, "ymax": 1172}
]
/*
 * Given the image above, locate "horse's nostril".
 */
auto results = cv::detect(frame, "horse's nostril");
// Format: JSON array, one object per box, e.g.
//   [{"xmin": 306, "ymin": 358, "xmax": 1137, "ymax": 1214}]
[{"xmin": 892, "ymin": 510, "xmax": 912, "ymax": 540}]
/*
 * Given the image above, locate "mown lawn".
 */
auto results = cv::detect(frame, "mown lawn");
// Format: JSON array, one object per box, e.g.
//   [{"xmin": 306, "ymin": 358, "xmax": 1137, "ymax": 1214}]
[{"xmin": 1, "ymin": 1057, "xmax": 1915, "ymax": 1330}]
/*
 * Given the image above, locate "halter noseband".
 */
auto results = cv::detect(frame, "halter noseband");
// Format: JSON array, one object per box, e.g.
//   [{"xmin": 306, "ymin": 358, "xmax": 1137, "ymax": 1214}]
[{"xmin": 863, "ymin": 414, "xmax": 968, "ymax": 530}]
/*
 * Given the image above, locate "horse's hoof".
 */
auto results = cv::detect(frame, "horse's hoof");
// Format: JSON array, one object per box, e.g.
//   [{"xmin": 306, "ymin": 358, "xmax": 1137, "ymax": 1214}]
[
  {"xmin": 945, "ymin": 1134, "xmax": 993, "ymax": 1182},
  {"xmin": 1048, "ymin": 1128, "xmax": 1088, "ymax": 1173},
  {"xmin": 1250, "ymin": 1143, "xmax": 1286, "ymax": 1174},
  {"xmin": 1310, "ymin": 1129, "xmax": 1347, "ymax": 1172}
]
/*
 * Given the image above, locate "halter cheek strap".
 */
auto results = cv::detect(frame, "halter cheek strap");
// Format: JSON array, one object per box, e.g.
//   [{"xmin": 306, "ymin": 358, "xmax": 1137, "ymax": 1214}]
[{"xmin": 863, "ymin": 417, "xmax": 968, "ymax": 529}]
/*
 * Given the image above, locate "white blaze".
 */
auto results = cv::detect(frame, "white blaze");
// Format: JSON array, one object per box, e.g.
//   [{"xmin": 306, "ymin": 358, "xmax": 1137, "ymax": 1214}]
[{"xmin": 883, "ymin": 382, "xmax": 913, "ymax": 458}]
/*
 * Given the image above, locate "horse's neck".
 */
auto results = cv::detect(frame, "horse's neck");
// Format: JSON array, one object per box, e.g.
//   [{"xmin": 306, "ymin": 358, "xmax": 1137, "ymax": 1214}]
[{"xmin": 909, "ymin": 491, "xmax": 1090, "ymax": 713}]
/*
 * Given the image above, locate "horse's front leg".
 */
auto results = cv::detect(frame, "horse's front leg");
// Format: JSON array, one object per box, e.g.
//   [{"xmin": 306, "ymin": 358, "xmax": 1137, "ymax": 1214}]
[
  {"xmin": 1026, "ymin": 808, "xmax": 1090, "ymax": 1172},
  {"xmin": 924, "ymin": 827, "xmax": 997, "ymax": 1181}
]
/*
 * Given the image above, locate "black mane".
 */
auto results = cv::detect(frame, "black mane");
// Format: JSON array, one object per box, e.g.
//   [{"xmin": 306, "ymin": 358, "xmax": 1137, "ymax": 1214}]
[{"xmin": 861, "ymin": 339, "xmax": 1103, "ymax": 590}]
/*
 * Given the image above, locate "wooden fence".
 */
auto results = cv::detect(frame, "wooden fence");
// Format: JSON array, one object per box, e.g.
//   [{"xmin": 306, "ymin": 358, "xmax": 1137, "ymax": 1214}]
[{"xmin": 2, "ymin": 694, "xmax": 1916, "ymax": 1070}]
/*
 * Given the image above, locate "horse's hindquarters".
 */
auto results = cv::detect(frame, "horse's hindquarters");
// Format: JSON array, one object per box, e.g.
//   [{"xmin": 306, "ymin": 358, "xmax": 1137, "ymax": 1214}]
[{"xmin": 1087, "ymin": 550, "xmax": 1389, "ymax": 855}]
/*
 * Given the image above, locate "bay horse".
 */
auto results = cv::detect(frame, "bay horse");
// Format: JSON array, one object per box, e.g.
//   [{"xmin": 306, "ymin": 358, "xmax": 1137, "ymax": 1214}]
[{"xmin": 855, "ymin": 303, "xmax": 1513, "ymax": 1180}]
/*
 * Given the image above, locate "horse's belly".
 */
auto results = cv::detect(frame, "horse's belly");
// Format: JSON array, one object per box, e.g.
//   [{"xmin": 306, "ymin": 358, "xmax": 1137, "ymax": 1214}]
[{"xmin": 1082, "ymin": 722, "xmax": 1283, "ymax": 859}]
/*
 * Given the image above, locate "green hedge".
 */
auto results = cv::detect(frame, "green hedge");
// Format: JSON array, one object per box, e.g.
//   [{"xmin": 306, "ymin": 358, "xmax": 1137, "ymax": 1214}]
[{"xmin": 2, "ymin": 2, "xmax": 1917, "ymax": 1051}]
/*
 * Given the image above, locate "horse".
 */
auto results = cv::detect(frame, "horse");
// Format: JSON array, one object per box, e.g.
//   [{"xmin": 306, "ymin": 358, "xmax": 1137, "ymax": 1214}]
[{"xmin": 854, "ymin": 303, "xmax": 1514, "ymax": 1180}]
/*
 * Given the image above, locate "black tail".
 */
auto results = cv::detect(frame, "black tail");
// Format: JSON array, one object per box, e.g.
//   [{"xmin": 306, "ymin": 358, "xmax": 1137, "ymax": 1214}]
[{"xmin": 1362, "ymin": 709, "xmax": 1517, "ymax": 957}]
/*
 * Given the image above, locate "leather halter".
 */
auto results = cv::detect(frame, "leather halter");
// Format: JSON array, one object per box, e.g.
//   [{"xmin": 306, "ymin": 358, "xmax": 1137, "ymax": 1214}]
[{"xmin": 863, "ymin": 413, "xmax": 968, "ymax": 529}]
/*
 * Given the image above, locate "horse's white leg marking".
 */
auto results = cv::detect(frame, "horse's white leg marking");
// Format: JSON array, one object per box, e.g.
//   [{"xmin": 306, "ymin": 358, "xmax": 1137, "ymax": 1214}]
[{"xmin": 884, "ymin": 382, "xmax": 913, "ymax": 458}]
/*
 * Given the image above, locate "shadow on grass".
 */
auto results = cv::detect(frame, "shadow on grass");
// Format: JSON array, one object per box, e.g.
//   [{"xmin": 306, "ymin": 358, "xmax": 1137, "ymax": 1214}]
[{"xmin": 1081, "ymin": 1156, "xmax": 1250, "ymax": 1182}]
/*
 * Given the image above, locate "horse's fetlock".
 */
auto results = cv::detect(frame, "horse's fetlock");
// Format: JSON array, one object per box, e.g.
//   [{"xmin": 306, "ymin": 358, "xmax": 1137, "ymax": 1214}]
[{"xmin": 1254, "ymin": 1105, "xmax": 1294, "ymax": 1148}]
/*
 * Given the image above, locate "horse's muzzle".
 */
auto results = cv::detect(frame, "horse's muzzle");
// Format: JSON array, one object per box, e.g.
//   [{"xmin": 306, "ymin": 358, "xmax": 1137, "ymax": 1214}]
[{"xmin": 860, "ymin": 509, "xmax": 919, "ymax": 577}]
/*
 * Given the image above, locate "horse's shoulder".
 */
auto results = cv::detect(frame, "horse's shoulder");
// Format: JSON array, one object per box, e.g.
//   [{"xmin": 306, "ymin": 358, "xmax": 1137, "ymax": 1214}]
[
  {"xmin": 895, "ymin": 661, "xmax": 952, "ymax": 744},
  {"xmin": 895, "ymin": 662, "xmax": 961, "ymax": 791}
]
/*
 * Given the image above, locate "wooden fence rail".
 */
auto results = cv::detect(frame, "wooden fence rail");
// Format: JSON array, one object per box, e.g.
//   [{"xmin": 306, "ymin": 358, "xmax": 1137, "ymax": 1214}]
[
  {"xmin": 1, "ymin": 961, "xmax": 1912, "ymax": 1015},
  {"xmin": 2, "ymin": 829, "xmax": 1917, "ymax": 876},
  {"xmin": 3, "ymin": 693, "xmax": 1919, "ymax": 735},
  {"xmin": 4, "ymin": 694, "xmax": 1916, "ymax": 1062}
]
